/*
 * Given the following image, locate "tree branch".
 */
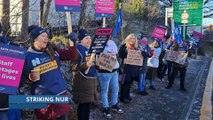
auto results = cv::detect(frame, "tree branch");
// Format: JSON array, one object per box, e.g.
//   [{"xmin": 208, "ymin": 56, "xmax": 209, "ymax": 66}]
[{"xmin": 204, "ymin": 13, "xmax": 213, "ymax": 18}]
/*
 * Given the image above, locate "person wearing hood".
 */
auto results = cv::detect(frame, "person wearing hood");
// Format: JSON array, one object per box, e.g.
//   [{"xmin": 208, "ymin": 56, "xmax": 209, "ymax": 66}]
[
  {"xmin": 97, "ymin": 36, "xmax": 123, "ymax": 119},
  {"xmin": 21, "ymin": 25, "xmax": 78, "ymax": 120}
]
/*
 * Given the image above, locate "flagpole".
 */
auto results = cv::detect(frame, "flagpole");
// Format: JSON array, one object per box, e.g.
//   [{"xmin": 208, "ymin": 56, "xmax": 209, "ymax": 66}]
[{"xmin": 119, "ymin": 2, "xmax": 123, "ymax": 40}]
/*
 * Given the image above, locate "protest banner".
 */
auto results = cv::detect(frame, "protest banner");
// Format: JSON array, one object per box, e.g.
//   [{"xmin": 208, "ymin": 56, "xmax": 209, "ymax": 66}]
[
  {"xmin": 151, "ymin": 24, "xmax": 167, "ymax": 41},
  {"xmin": 189, "ymin": 31, "xmax": 203, "ymax": 48},
  {"xmin": 125, "ymin": 50, "xmax": 143, "ymax": 66},
  {"xmin": 0, "ymin": 43, "xmax": 27, "ymax": 94},
  {"xmin": 164, "ymin": 50, "xmax": 187, "ymax": 65},
  {"xmin": 96, "ymin": 0, "xmax": 114, "ymax": 18},
  {"xmin": 96, "ymin": 53, "xmax": 116, "ymax": 72},
  {"xmin": 89, "ymin": 28, "xmax": 112, "ymax": 54},
  {"xmin": 55, "ymin": 0, "xmax": 80, "ymax": 12}
]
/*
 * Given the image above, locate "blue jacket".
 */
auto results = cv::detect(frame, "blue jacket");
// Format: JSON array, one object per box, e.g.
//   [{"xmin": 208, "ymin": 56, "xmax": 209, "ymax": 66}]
[
  {"xmin": 76, "ymin": 44, "xmax": 96, "ymax": 78},
  {"xmin": 25, "ymin": 47, "xmax": 67, "ymax": 95}
]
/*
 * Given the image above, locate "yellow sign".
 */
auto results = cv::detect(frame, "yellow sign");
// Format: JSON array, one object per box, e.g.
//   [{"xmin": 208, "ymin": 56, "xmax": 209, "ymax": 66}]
[{"xmin": 34, "ymin": 60, "xmax": 58, "ymax": 74}]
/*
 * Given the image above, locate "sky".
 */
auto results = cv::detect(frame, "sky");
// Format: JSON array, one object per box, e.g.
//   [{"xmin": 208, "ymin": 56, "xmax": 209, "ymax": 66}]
[{"xmin": 203, "ymin": 18, "xmax": 213, "ymax": 26}]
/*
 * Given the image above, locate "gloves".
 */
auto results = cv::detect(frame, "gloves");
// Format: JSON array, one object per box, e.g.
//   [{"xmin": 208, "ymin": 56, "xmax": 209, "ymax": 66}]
[{"xmin": 68, "ymin": 32, "xmax": 77, "ymax": 44}]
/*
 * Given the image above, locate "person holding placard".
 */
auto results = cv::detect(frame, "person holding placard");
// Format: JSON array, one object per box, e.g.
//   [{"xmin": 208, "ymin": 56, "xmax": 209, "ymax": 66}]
[
  {"xmin": 21, "ymin": 25, "xmax": 78, "ymax": 120},
  {"xmin": 157, "ymin": 34, "xmax": 172, "ymax": 82},
  {"xmin": 146, "ymin": 40, "xmax": 162, "ymax": 90},
  {"xmin": 71, "ymin": 29, "xmax": 97, "ymax": 120},
  {"xmin": 0, "ymin": 23, "xmax": 22, "ymax": 120},
  {"xmin": 138, "ymin": 35, "xmax": 151, "ymax": 96},
  {"xmin": 118, "ymin": 34, "xmax": 140, "ymax": 104},
  {"xmin": 97, "ymin": 36, "xmax": 123, "ymax": 119},
  {"xmin": 166, "ymin": 41, "xmax": 191, "ymax": 92}
]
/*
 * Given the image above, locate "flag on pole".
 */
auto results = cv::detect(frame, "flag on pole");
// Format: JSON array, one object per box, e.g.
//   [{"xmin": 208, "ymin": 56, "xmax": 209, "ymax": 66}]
[
  {"xmin": 113, "ymin": 9, "xmax": 122, "ymax": 38},
  {"xmin": 174, "ymin": 23, "xmax": 182, "ymax": 46}
]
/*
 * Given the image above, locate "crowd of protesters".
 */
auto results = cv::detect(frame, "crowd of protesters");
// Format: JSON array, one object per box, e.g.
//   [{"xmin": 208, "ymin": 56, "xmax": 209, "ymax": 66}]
[{"xmin": 0, "ymin": 22, "xmax": 192, "ymax": 120}]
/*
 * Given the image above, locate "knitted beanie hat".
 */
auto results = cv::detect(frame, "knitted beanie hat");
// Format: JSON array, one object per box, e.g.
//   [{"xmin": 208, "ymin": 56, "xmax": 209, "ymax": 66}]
[
  {"xmin": 68, "ymin": 32, "xmax": 78, "ymax": 41},
  {"xmin": 28, "ymin": 25, "xmax": 46, "ymax": 40},
  {"xmin": 78, "ymin": 29, "xmax": 89, "ymax": 41}
]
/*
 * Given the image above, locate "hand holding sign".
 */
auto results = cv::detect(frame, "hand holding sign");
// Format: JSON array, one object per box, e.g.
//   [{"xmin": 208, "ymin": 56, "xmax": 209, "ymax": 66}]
[{"xmin": 85, "ymin": 51, "xmax": 96, "ymax": 74}]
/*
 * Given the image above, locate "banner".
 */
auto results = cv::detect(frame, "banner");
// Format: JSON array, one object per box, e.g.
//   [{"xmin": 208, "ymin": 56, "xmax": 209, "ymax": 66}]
[
  {"xmin": 89, "ymin": 28, "xmax": 112, "ymax": 54},
  {"xmin": 125, "ymin": 50, "xmax": 143, "ymax": 66},
  {"xmin": 189, "ymin": 31, "xmax": 203, "ymax": 48},
  {"xmin": 96, "ymin": 0, "xmax": 114, "ymax": 18},
  {"xmin": 164, "ymin": 50, "xmax": 187, "ymax": 65},
  {"xmin": 0, "ymin": 43, "xmax": 27, "ymax": 94},
  {"xmin": 174, "ymin": 23, "xmax": 183, "ymax": 46},
  {"xmin": 96, "ymin": 53, "xmax": 116, "ymax": 72},
  {"xmin": 55, "ymin": 0, "xmax": 80, "ymax": 12},
  {"xmin": 9, "ymin": 95, "xmax": 69, "ymax": 109},
  {"xmin": 151, "ymin": 25, "xmax": 167, "ymax": 41},
  {"xmin": 113, "ymin": 9, "xmax": 122, "ymax": 38}
]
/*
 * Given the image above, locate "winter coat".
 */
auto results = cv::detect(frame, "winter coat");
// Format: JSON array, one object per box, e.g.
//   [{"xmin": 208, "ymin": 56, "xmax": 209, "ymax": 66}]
[
  {"xmin": 72, "ymin": 44, "xmax": 97, "ymax": 104},
  {"xmin": 118, "ymin": 44, "xmax": 140, "ymax": 81}
]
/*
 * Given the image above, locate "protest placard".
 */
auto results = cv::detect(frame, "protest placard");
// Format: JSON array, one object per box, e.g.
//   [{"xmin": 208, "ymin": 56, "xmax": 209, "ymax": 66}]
[
  {"xmin": 89, "ymin": 28, "xmax": 112, "ymax": 54},
  {"xmin": 151, "ymin": 24, "xmax": 167, "ymax": 41},
  {"xmin": 96, "ymin": 53, "xmax": 116, "ymax": 72},
  {"xmin": 55, "ymin": 0, "xmax": 80, "ymax": 12},
  {"xmin": 125, "ymin": 50, "xmax": 143, "ymax": 66},
  {"xmin": 164, "ymin": 50, "xmax": 187, "ymax": 65},
  {"xmin": 0, "ymin": 43, "xmax": 27, "ymax": 94},
  {"xmin": 96, "ymin": 0, "xmax": 114, "ymax": 18},
  {"xmin": 189, "ymin": 31, "xmax": 203, "ymax": 48}
]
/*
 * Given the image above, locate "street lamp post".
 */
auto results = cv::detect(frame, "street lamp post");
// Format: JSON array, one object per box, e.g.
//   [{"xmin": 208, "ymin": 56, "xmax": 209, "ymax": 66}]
[{"xmin": 181, "ymin": 10, "xmax": 189, "ymax": 40}]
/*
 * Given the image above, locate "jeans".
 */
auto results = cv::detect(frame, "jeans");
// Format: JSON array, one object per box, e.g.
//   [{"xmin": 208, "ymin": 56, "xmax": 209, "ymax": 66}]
[
  {"xmin": 138, "ymin": 73, "xmax": 146, "ymax": 92},
  {"xmin": 98, "ymin": 71, "xmax": 119, "ymax": 108}
]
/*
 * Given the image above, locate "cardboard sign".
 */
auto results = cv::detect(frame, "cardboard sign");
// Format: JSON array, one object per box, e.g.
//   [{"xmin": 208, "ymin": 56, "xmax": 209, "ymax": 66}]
[
  {"xmin": 89, "ymin": 28, "xmax": 112, "ymax": 54},
  {"xmin": 151, "ymin": 24, "xmax": 167, "ymax": 41},
  {"xmin": 0, "ymin": 43, "xmax": 27, "ymax": 94},
  {"xmin": 164, "ymin": 50, "xmax": 187, "ymax": 65},
  {"xmin": 55, "ymin": 0, "xmax": 80, "ymax": 12},
  {"xmin": 97, "ymin": 53, "xmax": 116, "ymax": 72},
  {"xmin": 125, "ymin": 50, "xmax": 143, "ymax": 66},
  {"xmin": 96, "ymin": 0, "xmax": 114, "ymax": 18}
]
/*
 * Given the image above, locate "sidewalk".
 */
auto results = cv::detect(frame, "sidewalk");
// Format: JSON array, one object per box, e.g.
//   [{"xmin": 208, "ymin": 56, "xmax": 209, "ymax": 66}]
[
  {"xmin": 90, "ymin": 56, "xmax": 212, "ymax": 120},
  {"xmin": 200, "ymin": 58, "xmax": 213, "ymax": 120}
]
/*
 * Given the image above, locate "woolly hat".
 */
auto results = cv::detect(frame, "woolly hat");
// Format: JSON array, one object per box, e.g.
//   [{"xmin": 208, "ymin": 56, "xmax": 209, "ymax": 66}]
[
  {"xmin": 28, "ymin": 25, "xmax": 46, "ymax": 40},
  {"xmin": 68, "ymin": 32, "xmax": 78, "ymax": 41},
  {"xmin": 78, "ymin": 29, "xmax": 89, "ymax": 40}
]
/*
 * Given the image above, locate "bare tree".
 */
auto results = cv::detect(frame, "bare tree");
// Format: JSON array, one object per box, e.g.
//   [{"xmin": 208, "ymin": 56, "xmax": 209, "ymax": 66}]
[
  {"xmin": 20, "ymin": 0, "xmax": 29, "ymax": 42},
  {"xmin": 204, "ymin": 0, "xmax": 213, "ymax": 18},
  {"xmin": 158, "ymin": 0, "xmax": 213, "ymax": 18},
  {"xmin": 42, "ymin": 0, "xmax": 52, "ymax": 27},
  {"xmin": 2, "ymin": 0, "xmax": 11, "ymax": 36},
  {"xmin": 78, "ymin": 0, "xmax": 88, "ymax": 29}
]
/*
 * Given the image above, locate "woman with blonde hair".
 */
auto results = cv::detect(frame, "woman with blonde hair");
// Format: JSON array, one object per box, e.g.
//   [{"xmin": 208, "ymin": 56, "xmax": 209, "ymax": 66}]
[{"xmin": 118, "ymin": 34, "xmax": 140, "ymax": 104}]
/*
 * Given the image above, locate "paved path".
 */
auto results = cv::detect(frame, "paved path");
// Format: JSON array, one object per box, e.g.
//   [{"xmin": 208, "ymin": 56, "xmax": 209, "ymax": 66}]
[{"xmin": 90, "ymin": 57, "xmax": 212, "ymax": 120}]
